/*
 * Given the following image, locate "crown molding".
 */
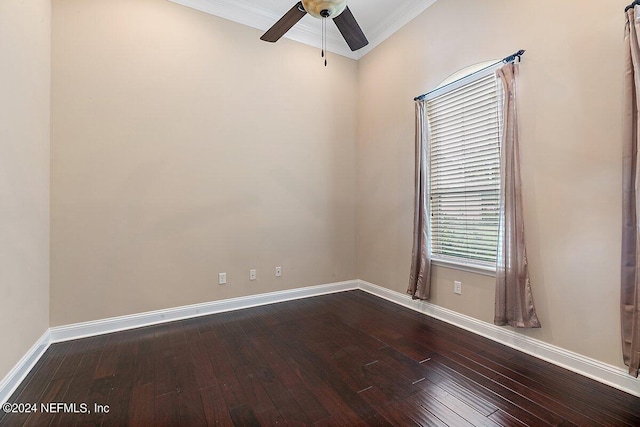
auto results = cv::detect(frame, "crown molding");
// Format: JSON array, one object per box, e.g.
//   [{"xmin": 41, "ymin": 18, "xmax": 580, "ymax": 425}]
[
  {"xmin": 168, "ymin": 0, "xmax": 438, "ymax": 60},
  {"xmin": 168, "ymin": 0, "xmax": 353, "ymax": 58},
  {"xmin": 355, "ymin": 0, "xmax": 437, "ymax": 59}
]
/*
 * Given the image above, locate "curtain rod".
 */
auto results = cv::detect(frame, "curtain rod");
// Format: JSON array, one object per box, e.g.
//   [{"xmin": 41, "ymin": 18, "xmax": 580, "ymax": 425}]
[
  {"xmin": 626, "ymin": 1, "xmax": 640, "ymax": 12},
  {"xmin": 413, "ymin": 49, "xmax": 526, "ymax": 102}
]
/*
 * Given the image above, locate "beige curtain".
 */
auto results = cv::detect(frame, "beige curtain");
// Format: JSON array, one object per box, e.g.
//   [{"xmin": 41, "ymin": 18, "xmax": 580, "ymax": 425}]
[
  {"xmin": 622, "ymin": 6, "xmax": 640, "ymax": 378},
  {"xmin": 408, "ymin": 100, "xmax": 432, "ymax": 300},
  {"xmin": 494, "ymin": 63, "xmax": 541, "ymax": 328}
]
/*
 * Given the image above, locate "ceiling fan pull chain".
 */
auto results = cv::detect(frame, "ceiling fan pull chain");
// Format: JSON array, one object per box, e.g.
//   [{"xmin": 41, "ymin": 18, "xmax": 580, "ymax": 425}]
[
  {"xmin": 323, "ymin": 17, "xmax": 327, "ymax": 67},
  {"xmin": 321, "ymin": 17, "xmax": 325, "ymax": 59}
]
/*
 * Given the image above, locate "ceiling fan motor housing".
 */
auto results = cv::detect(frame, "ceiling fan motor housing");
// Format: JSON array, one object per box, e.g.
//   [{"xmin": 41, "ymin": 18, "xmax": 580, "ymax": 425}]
[{"xmin": 301, "ymin": 0, "xmax": 348, "ymax": 19}]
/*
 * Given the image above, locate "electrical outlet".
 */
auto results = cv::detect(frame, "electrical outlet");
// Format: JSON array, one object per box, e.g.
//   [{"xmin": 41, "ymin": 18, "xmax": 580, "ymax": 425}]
[
  {"xmin": 219, "ymin": 273, "xmax": 227, "ymax": 285},
  {"xmin": 454, "ymin": 281, "xmax": 462, "ymax": 295},
  {"xmin": 250, "ymin": 269, "xmax": 256, "ymax": 281},
  {"xmin": 275, "ymin": 266, "xmax": 282, "ymax": 277}
]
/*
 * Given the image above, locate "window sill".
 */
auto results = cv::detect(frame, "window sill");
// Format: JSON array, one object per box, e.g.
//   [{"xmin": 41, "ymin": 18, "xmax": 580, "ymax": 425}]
[{"xmin": 432, "ymin": 258, "xmax": 496, "ymax": 277}]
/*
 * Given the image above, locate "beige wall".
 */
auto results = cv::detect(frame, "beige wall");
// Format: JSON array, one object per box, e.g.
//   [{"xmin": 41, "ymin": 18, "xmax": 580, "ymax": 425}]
[
  {"xmin": 50, "ymin": 0, "xmax": 358, "ymax": 326},
  {"xmin": 0, "ymin": 0, "xmax": 51, "ymax": 380},
  {"xmin": 48, "ymin": 0, "xmax": 633, "ymax": 374},
  {"xmin": 357, "ymin": 0, "xmax": 629, "ymax": 368}
]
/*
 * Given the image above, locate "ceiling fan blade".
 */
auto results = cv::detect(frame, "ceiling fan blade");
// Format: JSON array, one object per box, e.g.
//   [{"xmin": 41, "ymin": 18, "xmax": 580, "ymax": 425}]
[
  {"xmin": 260, "ymin": 2, "xmax": 307, "ymax": 43},
  {"xmin": 333, "ymin": 6, "xmax": 369, "ymax": 51}
]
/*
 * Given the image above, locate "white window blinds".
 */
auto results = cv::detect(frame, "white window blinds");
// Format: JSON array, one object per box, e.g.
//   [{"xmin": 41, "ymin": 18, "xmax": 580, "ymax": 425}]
[{"xmin": 427, "ymin": 72, "xmax": 501, "ymax": 267}]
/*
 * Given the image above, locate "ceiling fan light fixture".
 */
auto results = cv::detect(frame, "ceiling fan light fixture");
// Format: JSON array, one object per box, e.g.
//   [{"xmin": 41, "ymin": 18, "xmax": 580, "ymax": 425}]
[
  {"xmin": 261, "ymin": 0, "xmax": 368, "ymax": 53},
  {"xmin": 301, "ymin": 0, "xmax": 347, "ymax": 19}
]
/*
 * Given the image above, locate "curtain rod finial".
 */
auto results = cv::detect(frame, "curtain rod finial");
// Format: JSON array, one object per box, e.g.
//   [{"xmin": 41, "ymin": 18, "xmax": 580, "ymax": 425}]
[
  {"xmin": 626, "ymin": 1, "xmax": 640, "ymax": 12},
  {"xmin": 503, "ymin": 49, "xmax": 526, "ymax": 64}
]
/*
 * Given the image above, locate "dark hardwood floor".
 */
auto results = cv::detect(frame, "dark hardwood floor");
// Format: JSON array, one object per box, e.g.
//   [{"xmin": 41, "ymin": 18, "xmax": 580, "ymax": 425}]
[{"xmin": 2, "ymin": 290, "xmax": 640, "ymax": 426}]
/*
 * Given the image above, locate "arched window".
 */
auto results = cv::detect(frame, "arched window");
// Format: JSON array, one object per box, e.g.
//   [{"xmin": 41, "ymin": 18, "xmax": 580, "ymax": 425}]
[{"xmin": 425, "ymin": 61, "xmax": 502, "ymax": 271}]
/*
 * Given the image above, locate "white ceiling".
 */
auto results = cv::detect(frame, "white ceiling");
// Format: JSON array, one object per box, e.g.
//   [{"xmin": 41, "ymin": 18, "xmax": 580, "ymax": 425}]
[{"xmin": 168, "ymin": 0, "xmax": 438, "ymax": 60}]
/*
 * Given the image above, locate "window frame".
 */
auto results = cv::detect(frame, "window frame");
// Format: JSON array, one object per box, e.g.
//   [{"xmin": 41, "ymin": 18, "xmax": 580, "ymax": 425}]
[{"xmin": 424, "ymin": 62, "xmax": 503, "ymax": 275}]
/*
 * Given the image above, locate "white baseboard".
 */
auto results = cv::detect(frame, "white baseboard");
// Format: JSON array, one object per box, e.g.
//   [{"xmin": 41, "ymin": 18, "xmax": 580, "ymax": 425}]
[
  {"xmin": 3, "ymin": 278, "xmax": 639, "ymax": 405},
  {"xmin": 357, "ymin": 280, "xmax": 640, "ymax": 398},
  {"xmin": 0, "ymin": 330, "xmax": 50, "ymax": 406},
  {"xmin": 49, "ymin": 280, "xmax": 359, "ymax": 343},
  {"xmin": 1, "ymin": 280, "xmax": 358, "ymax": 405}
]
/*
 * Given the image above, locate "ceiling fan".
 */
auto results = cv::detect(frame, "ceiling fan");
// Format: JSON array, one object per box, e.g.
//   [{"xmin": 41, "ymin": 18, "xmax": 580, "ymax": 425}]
[{"xmin": 260, "ymin": 0, "xmax": 369, "ymax": 52}]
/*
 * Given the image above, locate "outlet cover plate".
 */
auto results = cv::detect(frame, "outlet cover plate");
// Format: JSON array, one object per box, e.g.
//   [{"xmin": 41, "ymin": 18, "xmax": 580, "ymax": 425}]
[{"xmin": 454, "ymin": 281, "xmax": 462, "ymax": 295}]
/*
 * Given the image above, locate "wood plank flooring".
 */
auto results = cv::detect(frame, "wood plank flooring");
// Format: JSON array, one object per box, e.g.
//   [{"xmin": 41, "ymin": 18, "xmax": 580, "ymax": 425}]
[{"xmin": 2, "ymin": 290, "xmax": 640, "ymax": 426}]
